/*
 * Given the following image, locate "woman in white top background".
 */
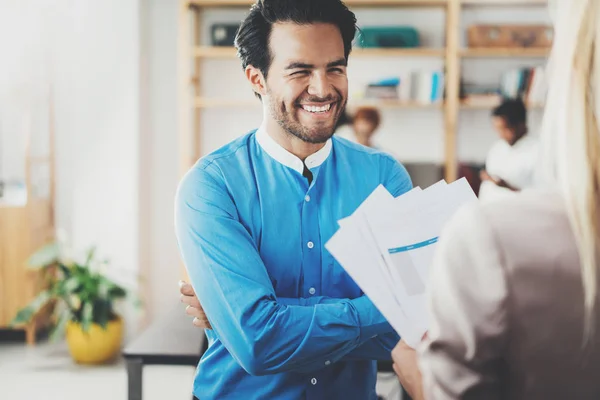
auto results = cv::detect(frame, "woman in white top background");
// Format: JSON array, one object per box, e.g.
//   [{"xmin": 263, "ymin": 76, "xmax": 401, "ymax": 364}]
[{"xmin": 393, "ymin": 0, "xmax": 600, "ymax": 398}]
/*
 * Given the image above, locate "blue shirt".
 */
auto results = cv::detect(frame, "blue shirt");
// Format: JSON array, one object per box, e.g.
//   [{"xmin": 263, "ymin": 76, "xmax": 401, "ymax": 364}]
[{"xmin": 175, "ymin": 127, "xmax": 412, "ymax": 399}]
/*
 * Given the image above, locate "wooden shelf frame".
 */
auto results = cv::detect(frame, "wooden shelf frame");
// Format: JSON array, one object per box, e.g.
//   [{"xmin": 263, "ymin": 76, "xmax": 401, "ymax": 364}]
[
  {"xmin": 194, "ymin": 46, "xmax": 446, "ymax": 58},
  {"xmin": 195, "ymin": 97, "xmax": 444, "ymax": 109},
  {"xmin": 460, "ymin": 101, "xmax": 545, "ymax": 109},
  {"xmin": 0, "ymin": 90, "xmax": 56, "ymax": 345},
  {"xmin": 188, "ymin": 0, "xmax": 448, "ymax": 8},
  {"xmin": 460, "ymin": 0, "xmax": 547, "ymax": 6},
  {"xmin": 460, "ymin": 47, "xmax": 550, "ymax": 58},
  {"xmin": 179, "ymin": 0, "xmax": 552, "ymax": 184}
]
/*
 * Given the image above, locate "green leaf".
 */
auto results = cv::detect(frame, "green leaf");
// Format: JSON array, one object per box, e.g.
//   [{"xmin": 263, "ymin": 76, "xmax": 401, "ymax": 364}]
[
  {"xmin": 27, "ymin": 243, "xmax": 60, "ymax": 270},
  {"xmin": 62, "ymin": 276, "xmax": 81, "ymax": 295},
  {"xmin": 85, "ymin": 247, "xmax": 96, "ymax": 267},
  {"xmin": 57, "ymin": 263, "xmax": 71, "ymax": 278},
  {"xmin": 81, "ymin": 302, "xmax": 93, "ymax": 333},
  {"xmin": 108, "ymin": 285, "xmax": 127, "ymax": 299},
  {"xmin": 49, "ymin": 303, "xmax": 72, "ymax": 342},
  {"xmin": 10, "ymin": 290, "xmax": 52, "ymax": 326},
  {"xmin": 94, "ymin": 300, "xmax": 110, "ymax": 329},
  {"xmin": 97, "ymin": 278, "xmax": 110, "ymax": 299}
]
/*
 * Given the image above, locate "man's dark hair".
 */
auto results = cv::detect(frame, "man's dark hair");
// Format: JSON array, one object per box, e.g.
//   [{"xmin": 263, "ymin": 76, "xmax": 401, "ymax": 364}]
[
  {"xmin": 492, "ymin": 98, "xmax": 528, "ymax": 128},
  {"xmin": 235, "ymin": 0, "xmax": 357, "ymax": 97}
]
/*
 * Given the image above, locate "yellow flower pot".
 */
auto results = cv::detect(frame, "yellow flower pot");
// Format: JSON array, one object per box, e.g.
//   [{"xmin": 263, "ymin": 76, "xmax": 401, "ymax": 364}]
[{"xmin": 66, "ymin": 317, "xmax": 123, "ymax": 364}]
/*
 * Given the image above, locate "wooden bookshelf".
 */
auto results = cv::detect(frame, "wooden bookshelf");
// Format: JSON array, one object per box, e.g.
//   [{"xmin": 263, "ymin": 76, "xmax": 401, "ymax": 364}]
[
  {"xmin": 194, "ymin": 47, "xmax": 238, "ymax": 58},
  {"xmin": 460, "ymin": 47, "xmax": 551, "ymax": 58},
  {"xmin": 353, "ymin": 47, "xmax": 446, "ymax": 57},
  {"xmin": 179, "ymin": 0, "xmax": 552, "ymax": 186},
  {"xmin": 0, "ymin": 95, "xmax": 55, "ymax": 345},
  {"xmin": 351, "ymin": 99, "xmax": 444, "ymax": 109},
  {"xmin": 187, "ymin": 0, "xmax": 546, "ymax": 8},
  {"xmin": 460, "ymin": 102, "xmax": 545, "ymax": 109},
  {"xmin": 194, "ymin": 46, "xmax": 446, "ymax": 58},
  {"xmin": 461, "ymin": 0, "xmax": 547, "ymax": 5},
  {"xmin": 188, "ymin": 0, "xmax": 448, "ymax": 7},
  {"xmin": 195, "ymin": 97, "xmax": 444, "ymax": 109}
]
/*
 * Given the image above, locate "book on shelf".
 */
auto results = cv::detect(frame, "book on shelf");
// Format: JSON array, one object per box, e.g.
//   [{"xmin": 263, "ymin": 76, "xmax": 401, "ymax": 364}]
[
  {"xmin": 460, "ymin": 66, "xmax": 547, "ymax": 108},
  {"xmin": 501, "ymin": 66, "xmax": 547, "ymax": 104},
  {"xmin": 361, "ymin": 71, "xmax": 445, "ymax": 105}
]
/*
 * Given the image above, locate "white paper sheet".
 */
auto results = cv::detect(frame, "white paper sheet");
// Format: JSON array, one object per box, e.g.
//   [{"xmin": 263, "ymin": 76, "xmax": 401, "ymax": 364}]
[{"xmin": 325, "ymin": 178, "xmax": 478, "ymax": 348}]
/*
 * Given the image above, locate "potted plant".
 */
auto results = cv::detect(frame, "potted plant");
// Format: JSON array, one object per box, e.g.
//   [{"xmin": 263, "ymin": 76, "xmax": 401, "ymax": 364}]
[{"xmin": 10, "ymin": 241, "xmax": 135, "ymax": 364}]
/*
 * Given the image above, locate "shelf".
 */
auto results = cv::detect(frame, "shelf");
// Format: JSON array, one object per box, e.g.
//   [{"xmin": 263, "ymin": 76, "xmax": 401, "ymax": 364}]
[
  {"xmin": 353, "ymin": 47, "xmax": 446, "ymax": 57},
  {"xmin": 460, "ymin": 102, "xmax": 545, "ymax": 109},
  {"xmin": 188, "ymin": 0, "xmax": 448, "ymax": 7},
  {"xmin": 460, "ymin": 47, "xmax": 550, "ymax": 58},
  {"xmin": 350, "ymin": 99, "xmax": 443, "ymax": 109},
  {"xmin": 461, "ymin": 0, "xmax": 547, "ymax": 5},
  {"xmin": 195, "ymin": 97, "xmax": 443, "ymax": 109},
  {"xmin": 194, "ymin": 46, "xmax": 446, "ymax": 59}
]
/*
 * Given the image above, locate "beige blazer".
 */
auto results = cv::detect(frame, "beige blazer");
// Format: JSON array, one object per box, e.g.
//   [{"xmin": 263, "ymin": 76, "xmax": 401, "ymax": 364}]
[{"xmin": 419, "ymin": 190, "xmax": 600, "ymax": 399}]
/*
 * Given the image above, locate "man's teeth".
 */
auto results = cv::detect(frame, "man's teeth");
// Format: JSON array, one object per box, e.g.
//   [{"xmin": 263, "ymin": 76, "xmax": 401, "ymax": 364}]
[{"xmin": 302, "ymin": 104, "xmax": 332, "ymax": 113}]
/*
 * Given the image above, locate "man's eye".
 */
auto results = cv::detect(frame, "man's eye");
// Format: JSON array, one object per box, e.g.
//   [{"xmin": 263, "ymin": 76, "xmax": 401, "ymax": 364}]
[
  {"xmin": 291, "ymin": 70, "xmax": 309, "ymax": 76},
  {"xmin": 329, "ymin": 68, "xmax": 344, "ymax": 73}
]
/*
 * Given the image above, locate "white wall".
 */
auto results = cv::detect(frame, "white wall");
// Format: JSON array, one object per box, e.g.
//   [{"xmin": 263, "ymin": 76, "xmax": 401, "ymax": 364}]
[
  {"xmin": 0, "ymin": 1, "xmax": 52, "ymax": 184},
  {"xmin": 144, "ymin": 0, "xmax": 184, "ymax": 320},
  {"xmin": 0, "ymin": 0, "xmax": 144, "ymax": 337}
]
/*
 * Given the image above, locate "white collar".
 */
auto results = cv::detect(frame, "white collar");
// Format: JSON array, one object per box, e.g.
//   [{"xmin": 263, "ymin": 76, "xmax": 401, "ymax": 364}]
[{"xmin": 255, "ymin": 125, "xmax": 332, "ymax": 175}]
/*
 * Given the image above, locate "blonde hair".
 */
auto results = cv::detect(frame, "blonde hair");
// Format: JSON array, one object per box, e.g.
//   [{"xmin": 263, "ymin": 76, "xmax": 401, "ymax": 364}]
[{"xmin": 540, "ymin": 0, "xmax": 600, "ymax": 339}]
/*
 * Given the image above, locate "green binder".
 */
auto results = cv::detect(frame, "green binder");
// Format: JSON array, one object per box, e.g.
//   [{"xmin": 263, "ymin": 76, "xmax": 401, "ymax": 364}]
[{"xmin": 356, "ymin": 27, "xmax": 420, "ymax": 48}]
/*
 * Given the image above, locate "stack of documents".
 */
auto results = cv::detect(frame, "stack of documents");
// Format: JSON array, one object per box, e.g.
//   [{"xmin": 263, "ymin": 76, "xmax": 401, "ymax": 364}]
[{"xmin": 325, "ymin": 178, "xmax": 477, "ymax": 348}]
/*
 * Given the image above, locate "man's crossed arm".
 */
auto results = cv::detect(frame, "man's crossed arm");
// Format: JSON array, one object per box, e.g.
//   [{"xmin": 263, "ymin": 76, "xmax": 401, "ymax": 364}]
[
  {"xmin": 179, "ymin": 281, "xmax": 399, "ymax": 363},
  {"xmin": 175, "ymin": 166, "xmax": 401, "ymax": 376}
]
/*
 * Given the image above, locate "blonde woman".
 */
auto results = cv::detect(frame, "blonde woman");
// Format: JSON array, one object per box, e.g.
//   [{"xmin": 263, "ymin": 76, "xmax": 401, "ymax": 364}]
[{"xmin": 393, "ymin": 0, "xmax": 600, "ymax": 399}]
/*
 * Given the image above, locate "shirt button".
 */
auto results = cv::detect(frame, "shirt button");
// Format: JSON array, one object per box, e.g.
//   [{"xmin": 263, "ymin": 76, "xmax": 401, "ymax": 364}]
[
  {"xmin": 311, "ymin": 378, "xmax": 317, "ymax": 385},
  {"xmin": 309, "ymin": 287, "xmax": 316, "ymax": 295},
  {"xmin": 325, "ymin": 360, "xmax": 331, "ymax": 366},
  {"xmin": 305, "ymin": 195, "xmax": 311, "ymax": 202},
  {"xmin": 307, "ymin": 241, "xmax": 314, "ymax": 249}
]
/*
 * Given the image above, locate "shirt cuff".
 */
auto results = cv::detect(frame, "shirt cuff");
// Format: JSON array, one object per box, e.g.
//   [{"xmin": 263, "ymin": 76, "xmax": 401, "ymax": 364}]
[{"xmin": 351, "ymin": 296, "xmax": 394, "ymax": 342}]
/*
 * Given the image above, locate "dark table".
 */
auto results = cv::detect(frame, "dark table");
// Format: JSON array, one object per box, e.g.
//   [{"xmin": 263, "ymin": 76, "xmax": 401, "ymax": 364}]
[
  {"xmin": 122, "ymin": 304, "xmax": 206, "ymax": 400},
  {"xmin": 122, "ymin": 305, "xmax": 408, "ymax": 400}
]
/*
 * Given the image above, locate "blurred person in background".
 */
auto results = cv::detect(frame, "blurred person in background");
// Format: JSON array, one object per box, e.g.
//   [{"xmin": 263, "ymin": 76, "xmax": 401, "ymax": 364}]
[
  {"xmin": 392, "ymin": 1, "xmax": 600, "ymax": 399},
  {"xmin": 479, "ymin": 98, "xmax": 539, "ymax": 202},
  {"xmin": 338, "ymin": 106, "xmax": 382, "ymax": 149}
]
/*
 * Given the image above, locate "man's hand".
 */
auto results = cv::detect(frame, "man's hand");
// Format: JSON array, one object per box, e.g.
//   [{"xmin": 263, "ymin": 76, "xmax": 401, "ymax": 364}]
[
  {"xmin": 480, "ymin": 170, "xmax": 518, "ymax": 191},
  {"xmin": 179, "ymin": 280, "xmax": 212, "ymax": 329},
  {"xmin": 480, "ymin": 169, "xmax": 493, "ymax": 183},
  {"xmin": 392, "ymin": 339, "xmax": 424, "ymax": 400},
  {"xmin": 495, "ymin": 178, "xmax": 518, "ymax": 191}
]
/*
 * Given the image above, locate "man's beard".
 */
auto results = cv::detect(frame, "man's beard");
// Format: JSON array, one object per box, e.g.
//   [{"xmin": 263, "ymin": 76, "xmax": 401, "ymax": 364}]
[{"xmin": 268, "ymin": 90, "xmax": 346, "ymax": 144}]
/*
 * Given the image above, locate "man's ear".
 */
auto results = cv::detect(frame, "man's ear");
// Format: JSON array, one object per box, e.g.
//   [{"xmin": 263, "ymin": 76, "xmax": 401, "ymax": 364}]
[{"xmin": 245, "ymin": 65, "xmax": 267, "ymax": 98}]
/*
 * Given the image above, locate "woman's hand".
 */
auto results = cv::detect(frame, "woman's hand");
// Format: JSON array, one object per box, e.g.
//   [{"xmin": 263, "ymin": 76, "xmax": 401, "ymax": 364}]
[{"xmin": 392, "ymin": 339, "xmax": 424, "ymax": 400}]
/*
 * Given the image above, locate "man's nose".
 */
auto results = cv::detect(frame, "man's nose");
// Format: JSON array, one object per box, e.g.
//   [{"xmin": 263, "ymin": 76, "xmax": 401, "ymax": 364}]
[{"xmin": 307, "ymin": 71, "xmax": 330, "ymax": 99}]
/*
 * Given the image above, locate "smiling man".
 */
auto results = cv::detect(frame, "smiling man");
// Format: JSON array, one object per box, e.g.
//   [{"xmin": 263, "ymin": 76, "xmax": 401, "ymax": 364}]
[{"xmin": 174, "ymin": 1, "xmax": 413, "ymax": 399}]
